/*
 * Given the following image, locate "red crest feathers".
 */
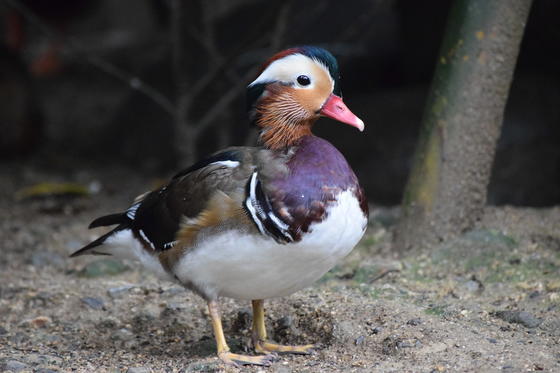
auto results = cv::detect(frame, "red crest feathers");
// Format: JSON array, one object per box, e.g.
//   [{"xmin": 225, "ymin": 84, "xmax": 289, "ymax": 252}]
[{"xmin": 257, "ymin": 47, "xmax": 303, "ymax": 75}]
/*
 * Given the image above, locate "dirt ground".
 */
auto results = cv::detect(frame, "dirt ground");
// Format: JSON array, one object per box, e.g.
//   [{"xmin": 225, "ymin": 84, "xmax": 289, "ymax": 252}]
[{"xmin": 1, "ymin": 162, "xmax": 559, "ymax": 373}]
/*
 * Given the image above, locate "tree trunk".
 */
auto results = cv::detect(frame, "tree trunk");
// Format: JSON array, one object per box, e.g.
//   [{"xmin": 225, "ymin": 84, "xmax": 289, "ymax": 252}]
[{"xmin": 394, "ymin": 0, "xmax": 533, "ymax": 251}]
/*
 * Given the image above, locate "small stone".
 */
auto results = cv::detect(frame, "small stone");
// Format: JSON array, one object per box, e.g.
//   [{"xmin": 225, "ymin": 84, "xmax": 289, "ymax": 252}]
[
  {"xmin": 26, "ymin": 316, "xmax": 52, "ymax": 328},
  {"xmin": 26, "ymin": 353, "xmax": 62, "ymax": 366},
  {"xmin": 80, "ymin": 297, "xmax": 105, "ymax": 310},
  {"xmin": 0, "ymin": 325, "xmax": 8, "ymax": 335},
  {"xmin": 509, "ymin": 258, "xmax": 521, "ymax": 265},
  {"xmin": 126, "ymin": 367, "xmax": 150, "ymax": 373},
  {"xmin": 112, "ymin": 328, "xmax": 135, "ymax": 341},
  {"xmin": 123, "ymin": 339, "xmax": 140, "ymax": 350},
  {"xmin": 3, "ymin": 360, "xmax": 28, "ymax": 372},
  {"xmin": 274, "ymin": 315, "xmax": 297, "ymax": 339},
  {"xmin": 278, "ymin": 316, "xmax": 293, "ymax": 329},
  {"xmin": 464, "ymin": 280, "xmax": 482, "ymax": 293},
  {"xmin": 396, "ymin": 339, "xmax": 419, "ymax": 349},
  {"xmin": 516, "ymin": 282, "xmax": 534, "ymax": 290},
  {"xmin": 407, "ymin": 318, "xmax": 422, "ymax": 326},
  {"xmin": 165, "ymin": 302, "xmax": 185, "ymax": 311},
  {"xmin": 97, "ymin": 318, "xmax": 118, "ymax": 330},
  {"xmin": 78, "ymin": 259, "xmax": 129, "ymax": 278},
  {"xmin": 372, "ymin": 326, "xmax": 383, "ymax": 334},
  {"xmin": 133, "ymin": 306, "xmax": 159, "ymax": 323},
  {"xmin": 529, "ymin": 291, "xmax": 541, "ymax": 299},
  {"xmin": 493, "ymin": 310, "xmax": 542, "ymax": 328},
  {"xmin": 184, "ymin": 362, "xmax": 219, "ymax": 372},
  {"xmin": 107, "ymin": 285, "xmax": 135, "ymax": 298},
  {"xmin": 355, "ymin": 335, "xmax": 365, "ymax": 345},
  {"xmin": 26, "ymin": 292, "xmax": 53, "ymax": 309},
  {"xmin": 546, "ymin": 280, "xmax": 560, "ymax": 292},
  {"xmin": 487, "ymin": 338, "xmax": 498, "ymax": 344}
]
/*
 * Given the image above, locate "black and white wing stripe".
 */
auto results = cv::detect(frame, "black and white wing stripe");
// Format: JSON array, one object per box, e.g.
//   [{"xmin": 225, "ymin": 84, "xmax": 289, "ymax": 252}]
[
  {"xmin": 243, "ymin": 171, "xmax": 294, "ymax": 244},
  {"xmin": 126, "ymin": 201, "xmax": 141, "ymax": 220}
]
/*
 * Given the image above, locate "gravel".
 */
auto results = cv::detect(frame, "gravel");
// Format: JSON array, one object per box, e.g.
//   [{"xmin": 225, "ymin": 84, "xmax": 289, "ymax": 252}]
[{"xmin": 1, "ymin": 165, "xmax": 559, "ymax": 372}]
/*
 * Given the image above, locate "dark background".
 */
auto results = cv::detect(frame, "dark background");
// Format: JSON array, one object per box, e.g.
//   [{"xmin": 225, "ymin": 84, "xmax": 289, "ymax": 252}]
[{"xmin": 1, "ymin": 0, "xmax": 559, "ymax": 206}]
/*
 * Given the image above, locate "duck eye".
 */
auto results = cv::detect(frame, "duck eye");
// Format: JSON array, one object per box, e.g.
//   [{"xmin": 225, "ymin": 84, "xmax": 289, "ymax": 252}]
[{"xmin": 297, "ymin": 75, "xmax": 311, "ymax": 86}]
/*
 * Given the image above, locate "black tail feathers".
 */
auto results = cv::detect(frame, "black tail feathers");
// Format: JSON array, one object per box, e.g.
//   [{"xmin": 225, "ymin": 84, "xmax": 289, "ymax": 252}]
[
  {"xmin": 69, "ymin": 229, "xmax": 116, "ymax": 257},
  {"xmin": 70, "ymin": 212, "xmax": 129, "ymax": 258},
  {"xmin": 89, "ymin": 213, "xmax": 128, "ymax": 229}
]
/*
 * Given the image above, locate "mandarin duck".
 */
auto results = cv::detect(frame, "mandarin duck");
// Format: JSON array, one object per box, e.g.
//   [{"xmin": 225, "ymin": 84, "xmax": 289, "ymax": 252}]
[{"xmin": 71, "ymin": 46, "xmax": 368, "ymax": 366}]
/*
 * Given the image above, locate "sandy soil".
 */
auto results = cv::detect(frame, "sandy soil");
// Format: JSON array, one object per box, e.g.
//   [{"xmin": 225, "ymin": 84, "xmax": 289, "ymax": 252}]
[{"xmin": 1, "ymin": 162, "xmax": 559, "ymax": 372}]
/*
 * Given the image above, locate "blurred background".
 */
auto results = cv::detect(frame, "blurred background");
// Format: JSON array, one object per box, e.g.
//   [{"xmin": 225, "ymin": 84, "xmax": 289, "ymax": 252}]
[{"xmin": 1, "ymin": 0, "xmax": 559, "ymax": 207}]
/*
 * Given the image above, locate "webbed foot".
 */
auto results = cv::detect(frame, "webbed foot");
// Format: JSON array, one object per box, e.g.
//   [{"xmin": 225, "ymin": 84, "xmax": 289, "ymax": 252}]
[
  {"xmin": 219, "ymin": 351, "xmax": 277, "ymax": 366},
  {"xmin": 254, "ymin": 340, "xmax": 315, "ymax": 355}
]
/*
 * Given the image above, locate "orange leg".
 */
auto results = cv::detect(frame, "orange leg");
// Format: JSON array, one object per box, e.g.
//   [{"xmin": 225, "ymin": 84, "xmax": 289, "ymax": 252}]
[
  {"xmin": 251, "ymin": 299, "xmax": 315, "ymax": 355},
  {"xmin": 207, "ymin": 300, "xmax": 275, "ymax": 366}
]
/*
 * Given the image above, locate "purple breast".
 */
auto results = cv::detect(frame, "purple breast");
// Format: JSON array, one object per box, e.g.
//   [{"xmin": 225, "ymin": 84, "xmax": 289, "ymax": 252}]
[{"xmin": 269, "ymin": 136, "xmax": 367, "ymax": 239}]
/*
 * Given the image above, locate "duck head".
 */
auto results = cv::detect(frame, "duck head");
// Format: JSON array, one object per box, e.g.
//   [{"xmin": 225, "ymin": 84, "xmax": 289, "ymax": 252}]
[{"xmin": 247, "ymin": 46, "xmax": 364, "ymax": 150}]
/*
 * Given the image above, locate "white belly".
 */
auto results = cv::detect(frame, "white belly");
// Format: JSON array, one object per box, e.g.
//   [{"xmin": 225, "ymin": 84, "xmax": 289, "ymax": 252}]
[{"xmin": 174, "ymin": 190, "xmax": 367, "ymax": 300}]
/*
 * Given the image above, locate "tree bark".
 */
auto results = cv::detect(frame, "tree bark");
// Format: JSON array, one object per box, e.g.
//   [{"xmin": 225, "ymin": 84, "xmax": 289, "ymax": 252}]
[{"xmin": 394, "ymin": 0, "xmax": 533, "ymax": 251}]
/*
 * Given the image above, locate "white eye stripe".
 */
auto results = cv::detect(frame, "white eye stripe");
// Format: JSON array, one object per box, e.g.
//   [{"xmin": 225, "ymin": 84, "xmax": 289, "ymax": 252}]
[{"xmin": 249, "ymin": 54, "xmax": 333, "ymax": 90}]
